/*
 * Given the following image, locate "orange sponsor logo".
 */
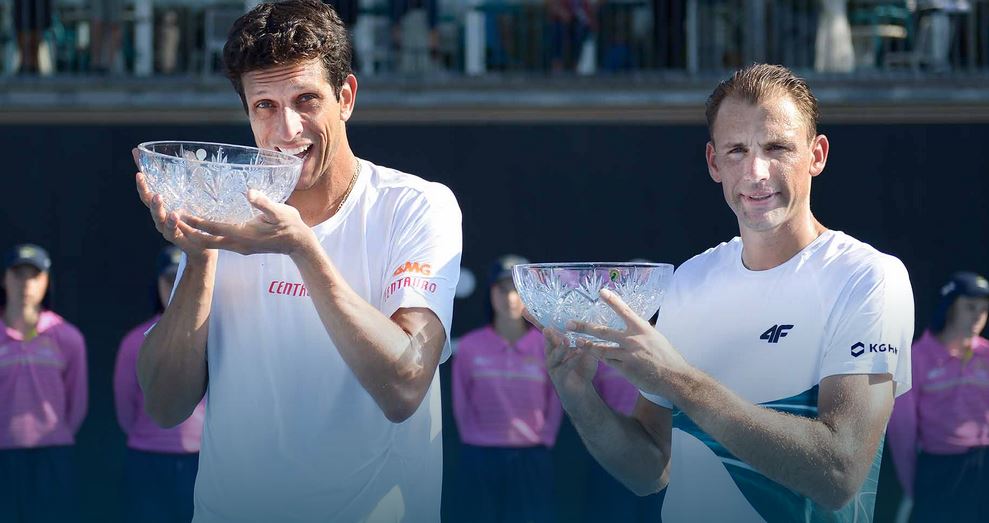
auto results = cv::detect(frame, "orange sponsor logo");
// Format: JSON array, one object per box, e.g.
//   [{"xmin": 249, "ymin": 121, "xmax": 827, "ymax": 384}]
[{"xmin": 393, "ymin": 261, "xmax": 432, "ymax": 277}]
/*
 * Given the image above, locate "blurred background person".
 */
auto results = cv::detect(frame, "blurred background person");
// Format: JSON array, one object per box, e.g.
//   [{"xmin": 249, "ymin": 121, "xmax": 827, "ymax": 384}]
[
  {"xmin": 0, "ymin": 243, "xmax": 87, "ymax": 523},
  {"xmin": 391, "ymin": 0, "xmax": 440, "ymax": 73},
  {"xmin": 545, "ymin": 0, "xmax": 597, "ymax": 72},
  {"xmin": 814, "ymin": 0, "xmax": 854, "ymax": 72},
  {"xmin": 155, "ymin": 9, "xmax": 181, "ymax": 75},
  {"xmin": 323, "ymin": 0, "xmax": 360, "ymax": 69},
  {"xmin": 14, "ymin": 0, "xmax": 54, "ymax": 75},
  {"xmin": 89, "ymin": 0, "xmax": 124, "ymax": 74},
  {"xmin": 888, "ymin": 271, "xmax": 989, "ymax": 522},
  {"xmin": 545, "ymin": 0, "xmax": 597, "ymax": 73},
  {"xmin": 452, "ymin": 254, "xmax": 563, "ymax": 523},
  {"xmin": 114, "ymin": 245, "xmax": 205, "ymax": 523},
  {"xmin": 916, "ymin": 0, "xmax": 970, "ymax": 71}
]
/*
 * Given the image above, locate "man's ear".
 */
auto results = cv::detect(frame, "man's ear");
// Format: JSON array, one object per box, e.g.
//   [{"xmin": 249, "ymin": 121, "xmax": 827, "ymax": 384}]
[
  {"xmin": 706, "ymin": 142, "xmax": 721, "ymax": 183},
  {"xmin": 339, "ymin": 74, "xmax": 358, "ymax": 122},
  {"xmin": 809, "ymin": 134, "xmax": 829, "ymax": 178}
]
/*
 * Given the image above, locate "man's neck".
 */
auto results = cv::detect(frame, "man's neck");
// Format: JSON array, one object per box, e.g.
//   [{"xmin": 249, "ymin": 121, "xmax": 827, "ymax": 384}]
[
  {"xmin": 3, "ymin": 304, "xmax": 41, "ymax": 337},
  {"xmin": 739, "ymin": 216, "xmax": 826, "ymax": 271},
  {"xmin": 287, "ymin": 149, "xmax": 358, "ymax": 227},
  {"xmin": 493, "ymin": 317, "xmax": 528, "ymax": 344}
]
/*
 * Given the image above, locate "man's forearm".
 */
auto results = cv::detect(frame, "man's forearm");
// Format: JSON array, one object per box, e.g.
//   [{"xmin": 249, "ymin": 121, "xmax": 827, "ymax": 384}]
[
  {"xmin": 563, "ymin": 389, "xmax": 669, "ymax": 496},
  {"xmin": 137, "ymin": 255, "xmax": 214, "ymax": 427},
  {"xmin": 291, "ymin": 238, "xmax": 440, "ymax": 423},
  {"xmin": 669, "ymin": 369, "xmax": 883, "ymax": 509}
]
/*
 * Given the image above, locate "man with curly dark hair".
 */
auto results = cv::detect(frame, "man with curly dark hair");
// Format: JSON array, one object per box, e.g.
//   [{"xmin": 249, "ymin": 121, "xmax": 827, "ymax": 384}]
[{"xmin": 133, "ymin": 1, "xmax": 462, "ymax": 521}]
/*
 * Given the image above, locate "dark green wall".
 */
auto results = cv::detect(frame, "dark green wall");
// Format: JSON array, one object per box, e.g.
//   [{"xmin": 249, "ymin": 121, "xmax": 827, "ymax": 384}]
[{"xmin": 1, "ymin": 122, "xmax": 986, "ymax": 522}]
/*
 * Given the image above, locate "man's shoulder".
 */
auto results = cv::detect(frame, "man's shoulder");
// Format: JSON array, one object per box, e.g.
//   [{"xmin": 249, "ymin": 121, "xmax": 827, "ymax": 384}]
[
  {"xmin": 673, "ymin": 237, "xmax": 741, "ymax": 281},
  {"xmin": 816, "ymin": 231, "xmax": 909, "ymax": 288},
  {"xmin": 364, "ymin": 160, "xmax": 458, "ymax": 210}
]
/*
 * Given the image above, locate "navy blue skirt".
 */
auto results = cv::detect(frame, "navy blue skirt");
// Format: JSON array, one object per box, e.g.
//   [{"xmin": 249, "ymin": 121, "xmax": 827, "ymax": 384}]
[
  {"xmin": 0, "ymin": 445, "xmax": 80, "ymax": 523},
  {"xmin": 457, "ymin": 444, "xmax": 557, "ymax": 523},
  {"xmin": 122, "ymin": 448, "xmax": 199, "ymax": 523},
  {"xmin": 912, "ymin": 447, "xmax": 989, "ymax": 523}
]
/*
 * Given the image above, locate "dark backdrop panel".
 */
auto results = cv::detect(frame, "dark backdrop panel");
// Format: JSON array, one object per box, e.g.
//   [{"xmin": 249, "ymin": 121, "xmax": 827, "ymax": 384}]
[{"xmin": 0, "ymin": 122, "xmax": 986, "ymax": 522}]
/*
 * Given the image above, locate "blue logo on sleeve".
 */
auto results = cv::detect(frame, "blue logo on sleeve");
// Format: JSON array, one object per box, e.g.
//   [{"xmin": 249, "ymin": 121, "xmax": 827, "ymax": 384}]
[{"xmin": 851, "ymin": 341, "xmax": 897, "ymax": 358}]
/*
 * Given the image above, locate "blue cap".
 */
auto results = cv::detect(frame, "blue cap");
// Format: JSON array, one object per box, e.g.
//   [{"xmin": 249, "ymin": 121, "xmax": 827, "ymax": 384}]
[
  {"xmin": 3, "ymin": 244, "xmax": 51, "ymax": 272},
  {"xmin": 156, "ymin": 245, "xmax": 183, "ymax": 277},
  {"xmin": 930, "ymin": 271, "xmax": 989, "ymax": 332},
  {"xmin": 488, "ymin": 254, "xmax": 528, "ymax": 286}
]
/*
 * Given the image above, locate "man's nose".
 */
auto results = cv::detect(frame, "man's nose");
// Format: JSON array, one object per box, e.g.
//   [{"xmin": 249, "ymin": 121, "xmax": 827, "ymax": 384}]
[
  {"xmin": 744, "ymin": 154, "xmax": 771, "ymax": 182},
  {"xmin": 278, "ymin": 108, "xmax": 303, "ymax": 142}
]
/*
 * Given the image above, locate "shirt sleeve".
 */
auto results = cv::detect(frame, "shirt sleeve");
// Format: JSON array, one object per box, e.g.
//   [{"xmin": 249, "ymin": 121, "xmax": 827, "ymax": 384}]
[
  {"xmin": 380, "ymin": 184, "xmax": 462, "ymax": 363},
  {"xmin": 886, "ymin": 380, "xmax": 919, "ymax": 496},
  {"xmin": 113, "ymin": 328, "xmax": 142, "ymax": 435},
  {"xmin": 818, "ymin": 256, "xmax": 914, "ymax": 397},
  {"xmin": 60, "ymin": 324, "xmax": 89, "ymax": 435}
]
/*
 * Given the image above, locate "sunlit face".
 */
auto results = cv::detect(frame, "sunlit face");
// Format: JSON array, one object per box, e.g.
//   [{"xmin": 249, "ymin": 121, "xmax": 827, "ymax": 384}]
[
  {"xmin": 945, "ymin": 296, "xmax": 989, "ymax": 337},
  {"xmin": 490, "ymin": 278, "xmax": 524, "ymax": 321},
  {"xmin": 242, "ymin": 60, "xmax": 356, "ymax": 193},
  {"xmin": 3, "ymin": 265, "xmax": 49, "ymax": 309},
  {"xmin": 706, "ymin": 95, "xmax": 827, "ymax": 234}
]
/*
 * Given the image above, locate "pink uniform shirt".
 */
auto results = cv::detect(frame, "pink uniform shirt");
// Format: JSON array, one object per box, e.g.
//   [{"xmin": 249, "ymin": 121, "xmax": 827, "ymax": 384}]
[
  {"xmin": 592, "ymin": 362, "xmax": 640, "ymax": 415},
  {"xmin": 0, "ymin": 310, "xmax": 87, "ymax": 449},
  {"xmin": 114, "ymin": 315, "xmax": 205, "ymax": 453},
  {"xmin": 887, "ymin": 330, "xmax": 989, "ymax": 495},
  {"xmin": 453, "ymin": 326, "xmax": 563, "ymax": 448}
]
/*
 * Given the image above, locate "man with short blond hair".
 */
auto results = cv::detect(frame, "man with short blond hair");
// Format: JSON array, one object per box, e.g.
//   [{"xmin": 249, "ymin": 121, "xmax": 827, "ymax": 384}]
[{"xmin": 538, "ymin": 63, "xmax": 914, "ymax": 521}]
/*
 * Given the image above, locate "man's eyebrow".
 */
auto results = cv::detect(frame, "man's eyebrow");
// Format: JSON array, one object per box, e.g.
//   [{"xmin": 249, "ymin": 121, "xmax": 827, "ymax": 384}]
[
  {"xmin": 245, "ymin": 79, "xmax": 315, "ymax": 98},
  {"xmin": 762, "ymin": 137, "xmax": 797, "ymax": 147}
]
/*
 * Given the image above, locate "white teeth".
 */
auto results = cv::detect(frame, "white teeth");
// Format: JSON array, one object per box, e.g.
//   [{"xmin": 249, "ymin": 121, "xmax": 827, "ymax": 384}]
[{"xmin": 281, "ymin": 144, "xmax": 311, "ymax": 155}]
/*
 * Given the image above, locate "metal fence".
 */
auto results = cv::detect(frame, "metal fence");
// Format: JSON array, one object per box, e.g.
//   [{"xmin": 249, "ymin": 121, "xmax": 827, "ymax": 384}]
[{"xmin": 1, "ymin": 0, "xmax": 987, "ymax": 78}]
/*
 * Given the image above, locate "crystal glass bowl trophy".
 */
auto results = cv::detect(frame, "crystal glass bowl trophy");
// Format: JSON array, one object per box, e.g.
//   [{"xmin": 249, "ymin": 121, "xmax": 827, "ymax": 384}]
[
  {"xmin": 513, "ymin": 262, "xmax": 674, "ymax": 346},
  {"xmin": 137, "ymin": 141, "xmax": 303, "ymax": 223}
]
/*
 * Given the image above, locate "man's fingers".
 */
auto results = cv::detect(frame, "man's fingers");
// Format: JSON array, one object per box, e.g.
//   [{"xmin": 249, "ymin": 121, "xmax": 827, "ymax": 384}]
[
  {"xmin": 147, "ymin": 195, "xmax": 170, "ymax": 234},
  {"xmin": 576, "ymin": 337, "xmax": 622, "ymax": 362},
  {"xmin": 247, "ymin": 190, "xmax": 279, "ymax": 219},
  {"xmin": 599, "ymin": 289, "xmax": 648, "ymax": 329},
  {"xmin": 567, "ymin": 319, "xmax": 623, "ymax": 343},
  {"xmin": 522, "ymin": 308, "xmax": 543, "ymax": 330},
  {"xmin": 558, "ymin": 348, "xmax": 592, "ymax": 367},
  {"xmin": 183, "ymin": 214, "xmax": 238, "ymax": 238},
  {"xmin": 174, "ymin": 218, "xmax": 226, "ymax": 249},
  {"xmin": 543, "ymin": 328, "xmax": 571, "ymax": 368},
  {"xmin": 132, "ymin": 147, "xmax": 141, "ymax": 170},
  {"xmin": 136, "ymin": 173, "xmax": 155, "ymax": 207},
  {"xmin": 544, "ymin": 327, "xmax": 564, "ymax": 345}
]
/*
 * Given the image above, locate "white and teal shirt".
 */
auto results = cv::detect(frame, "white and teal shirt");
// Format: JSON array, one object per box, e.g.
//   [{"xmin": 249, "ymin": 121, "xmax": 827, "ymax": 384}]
[{"xmin": 644, "ymin": 230, "xmax": 914, "ymax": 522}]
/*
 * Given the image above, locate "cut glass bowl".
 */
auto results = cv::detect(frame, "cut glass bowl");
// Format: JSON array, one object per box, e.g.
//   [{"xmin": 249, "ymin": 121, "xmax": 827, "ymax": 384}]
[
  {"xmin": 513, "ymin": 262, "xmax": 674, "ymax": 345},
  {"xmin": 137, "ymin": 141, "xmax": 303, "ymax": 224}
]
